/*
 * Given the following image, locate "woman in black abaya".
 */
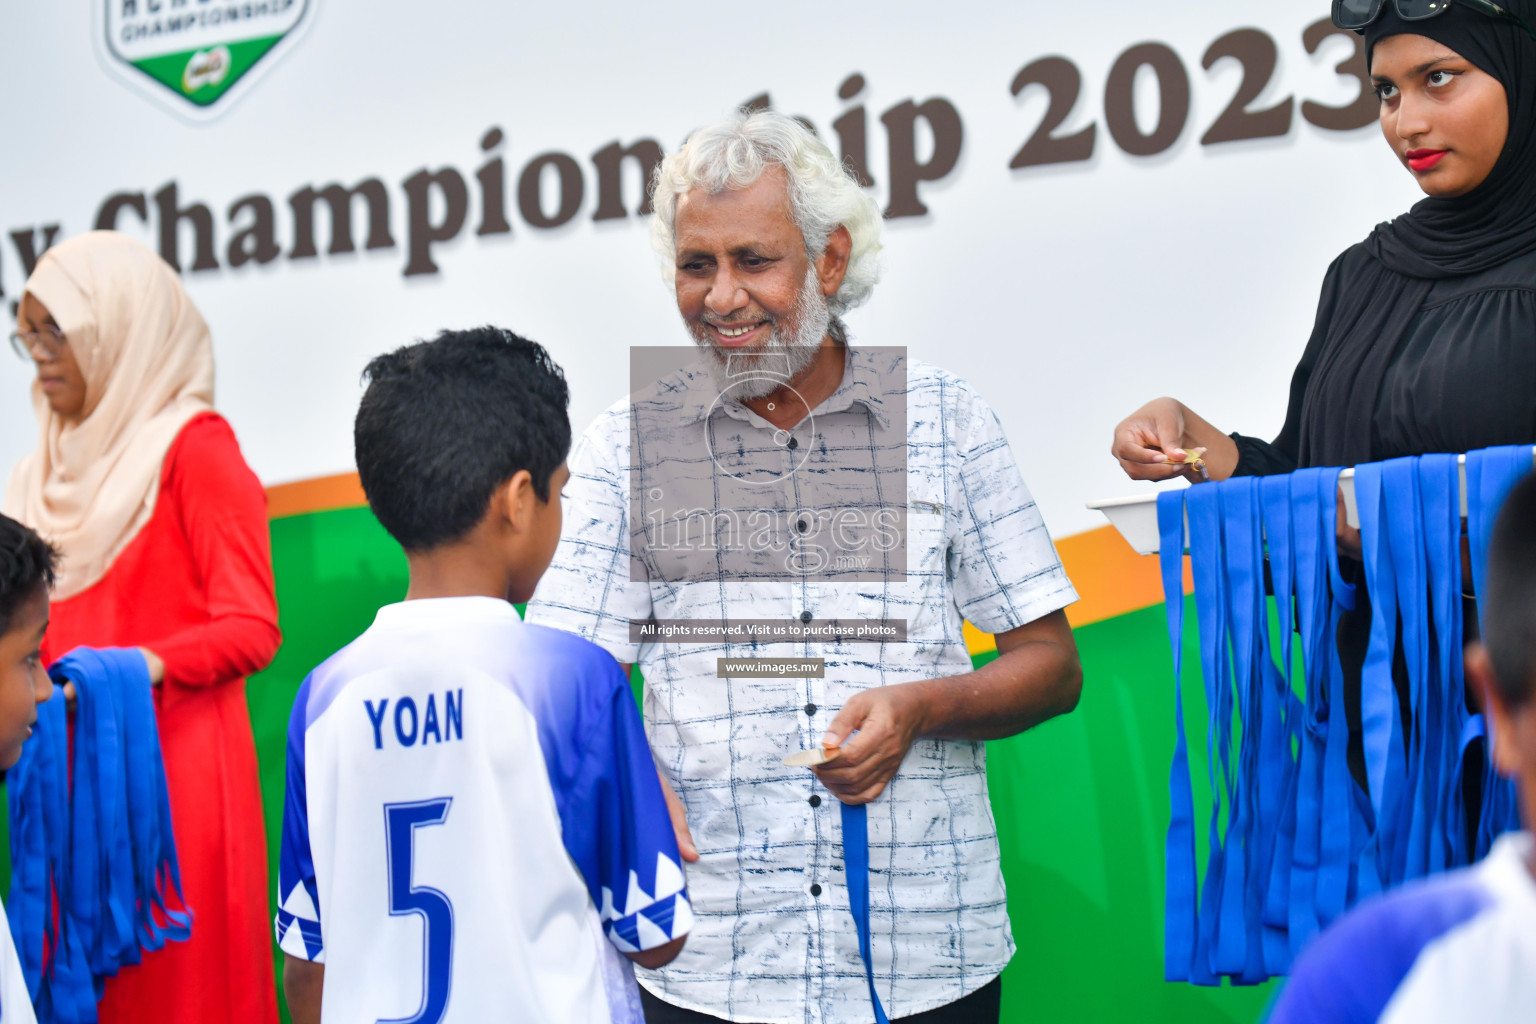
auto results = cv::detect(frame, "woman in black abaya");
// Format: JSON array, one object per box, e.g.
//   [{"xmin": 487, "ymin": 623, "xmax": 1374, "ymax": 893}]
[
  {"xmin": 1110, "ymin": 0, "xmax": 1536, "ymax": 818},
  {"xmin": 1113, "ymin": 0, "xmax": 1536, "ymax": 482}
]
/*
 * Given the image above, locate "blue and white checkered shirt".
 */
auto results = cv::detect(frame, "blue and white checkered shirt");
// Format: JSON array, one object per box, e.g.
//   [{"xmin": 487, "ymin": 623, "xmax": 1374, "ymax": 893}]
[{"xmin": 526, "ymin": 346, "xmax": 1077, "ymax": 1023}]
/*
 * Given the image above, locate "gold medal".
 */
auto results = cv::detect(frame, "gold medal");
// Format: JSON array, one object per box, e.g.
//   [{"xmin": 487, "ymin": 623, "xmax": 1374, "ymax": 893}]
[{"xmin": 1177, "ymin": 446, "xmax": 1210, "ymax": 481}]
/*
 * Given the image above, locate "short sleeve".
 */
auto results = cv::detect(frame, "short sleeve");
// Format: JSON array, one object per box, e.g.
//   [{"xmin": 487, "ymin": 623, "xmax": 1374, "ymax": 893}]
[
  {"xmin": 525, "ymin": 408, "xmax": 654, "ymax": 663},
  {"xmin": 274, "ymin": 675, "xmax": 325, "ymax": 963},
  {"xmin": 949, "ymin": 391, "xmax": 1077, "ymax": 633},
  {"xmin": 555, "ymin": 659, "xmax": 692, "ymax": 955},
  {"xmin": 1266, "ymin": 873, "xmax": 1492, "ymax": 1024}
]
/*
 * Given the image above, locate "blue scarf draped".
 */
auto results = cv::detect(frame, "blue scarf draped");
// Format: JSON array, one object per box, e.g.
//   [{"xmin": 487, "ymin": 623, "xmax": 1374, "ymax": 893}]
[
  {"xmin": 6, "ymin": 648, "xmax": 191, "ymax": 1022},
  {"xmin": 1159, "ymin": 445, "xmax": 1531, "ymax": 984}
]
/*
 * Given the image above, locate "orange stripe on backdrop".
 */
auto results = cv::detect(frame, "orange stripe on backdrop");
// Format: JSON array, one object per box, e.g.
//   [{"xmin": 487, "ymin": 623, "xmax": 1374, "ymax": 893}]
[
  {"xmin": 262, "ymin": 474, "xmax": 1191, "ymax": 652},
  {"xmin": 1055, "ymin": 525, "xmax": 1194, "ymax": 630},
  {"xmin": 963, "ymin": 526, "xmax": 1192, "ymax": 655},
  {"xmin": 265, "ymin": 472, "xmax": 367, "ymax": 520}
]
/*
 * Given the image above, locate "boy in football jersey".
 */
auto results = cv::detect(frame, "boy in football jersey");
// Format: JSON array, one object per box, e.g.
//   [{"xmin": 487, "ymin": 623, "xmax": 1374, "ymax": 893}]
[
  {"xmin": 277, "ymin": 328, "xmax": 689, "ymax": 1024},
  {"xmin": 1268, "ymin": 473, "xmax": 1536, "ymax": 1023},
  {"xmin": 0, "ymin": 513, "xmax": 61, "ymax": 1023}
]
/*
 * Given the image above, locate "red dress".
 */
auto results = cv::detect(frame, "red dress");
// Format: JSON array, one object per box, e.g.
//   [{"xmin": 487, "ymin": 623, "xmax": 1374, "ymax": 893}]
[{"xmin": 40, "ymin": 412, "xmax": 280, "ymax": 1024}]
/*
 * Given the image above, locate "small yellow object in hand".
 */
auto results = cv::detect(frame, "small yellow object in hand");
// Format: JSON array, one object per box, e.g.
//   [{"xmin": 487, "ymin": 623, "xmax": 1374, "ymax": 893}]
[
  {"xmin": 1177, "ymin": 447, "xmax": 1210, "ymax": 481},
  {"xmin": 783, "ymin": 745, "xmax": 841, "ymax": 768}
]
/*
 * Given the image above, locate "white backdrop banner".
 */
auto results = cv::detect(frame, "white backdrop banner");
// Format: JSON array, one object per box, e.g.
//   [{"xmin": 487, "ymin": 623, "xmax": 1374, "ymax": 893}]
[{"xmin": 0, "ymin": 1, "xmax": 1423, "ymax": 537}]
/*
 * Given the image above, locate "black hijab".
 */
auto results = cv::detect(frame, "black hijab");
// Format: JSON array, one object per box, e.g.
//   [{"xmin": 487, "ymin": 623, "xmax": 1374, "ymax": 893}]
[{"xmin": 1296, "ymin": 0, "xmax": 1536, "ymax": 467}]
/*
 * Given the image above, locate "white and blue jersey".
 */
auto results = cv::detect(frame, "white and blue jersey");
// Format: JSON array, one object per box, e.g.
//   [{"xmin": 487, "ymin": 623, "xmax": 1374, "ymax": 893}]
[
  {"xmin": 0, "ymin": 924, "xmax": 34, "ymax": 1024},
  {"xmin": 1269, "ymin": 831, "xmax": 1536, "ymax": 1023},
  {"xmin": 275, "ymin": 597, "xmax": 691, "ymax": 1024}
]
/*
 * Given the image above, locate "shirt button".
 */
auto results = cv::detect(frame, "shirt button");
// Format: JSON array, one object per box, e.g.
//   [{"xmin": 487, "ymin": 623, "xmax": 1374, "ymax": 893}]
[
  {"xmin": 800, "ymin": 611, "xmax": 813, "ymax": 623},
  {"xmin": 796, "ymin": 517, "xmax": 809, "ymax": 533},
  {"xmin": 810, "ymin": 883, "xmax": 822, "ymax": 897},
  {"xmin": 809, "ymin": 794, "xmax": 821, "ymax": 808},
  {"xmin": 788, "ymin": 436, "xmax": 800, "ymax": 450},
  {"xmin": 804, "ymin": 703, "xmax": 817, "ymax": 716}
]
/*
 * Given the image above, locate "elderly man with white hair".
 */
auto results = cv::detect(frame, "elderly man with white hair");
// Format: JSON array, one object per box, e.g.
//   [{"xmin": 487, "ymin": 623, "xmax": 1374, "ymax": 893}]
[{"xmin": 526, "ymin": 109, "xmax": 1082, "ymax": 1024}]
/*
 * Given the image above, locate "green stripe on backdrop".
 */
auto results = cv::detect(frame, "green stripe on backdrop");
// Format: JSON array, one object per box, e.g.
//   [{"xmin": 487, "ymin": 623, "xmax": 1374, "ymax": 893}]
[{"xmin": 1, "ymin": 505, "xmax": 1275, "ymax": 1022}]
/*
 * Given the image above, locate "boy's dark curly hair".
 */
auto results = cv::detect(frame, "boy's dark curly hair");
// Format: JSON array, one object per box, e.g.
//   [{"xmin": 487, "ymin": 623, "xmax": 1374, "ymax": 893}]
[
  {"xmin": 354, "ymin": 326, "xmax": 571, "ymax": 552},
  {"xmin": 0, "ymin": 514, "xmax": 57, "ymax": 636}
]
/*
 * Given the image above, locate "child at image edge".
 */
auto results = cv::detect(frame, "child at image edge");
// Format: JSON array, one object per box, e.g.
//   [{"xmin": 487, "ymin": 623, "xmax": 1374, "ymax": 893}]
[
  {"xmin": 0, "ymin": 515, "xmax": 59, "ymax": 1024},
  {"xmin": 1268, "ymin": 473, "xmax": 1536, "ymax": 1023},
  {"xmin": 276, "ymin": 327, "xmax": 690, "ymax": 1024}
]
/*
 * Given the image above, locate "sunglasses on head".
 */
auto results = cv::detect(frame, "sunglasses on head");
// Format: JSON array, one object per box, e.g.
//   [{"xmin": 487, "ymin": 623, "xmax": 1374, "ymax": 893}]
[{"xmin": 1334, "ymin": 0, "xmax": 1536, "ymax": 38}]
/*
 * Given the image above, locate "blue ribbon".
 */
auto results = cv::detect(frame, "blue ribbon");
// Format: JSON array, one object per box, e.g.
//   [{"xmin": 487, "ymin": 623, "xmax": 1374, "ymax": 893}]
[
  {"xmin": 1211, "ymin": 478, "xmax": 1268, "ymax": 983},
  {"xmin": 1410, "ymin": 456, "xmax": 1457, "ymax": 878},
  {"xmin": 1157, "ymin": 490, "xmax": 1198, "ymax": 983},
  {"xmin": 1185, "ymin": 484, "xmax": 1230, "ymax": 986},
  {"xmin": 1353, "ymin": 462, "xmax": 1409, "ymax": 889},
  {"xmin": 1258, "ymin": 475, "xmax": 1300, "ymax": 973},
  {"xmin": 66, "ymin": 647, "xmax": 191, "ymax": 979},
  {"xmin": 6, "ymin": 647, "xmax": 191, "ymax": 1023},
  {"xmin": 1312, "ymin": 470, "xmax": 1365, "ymax": 927},
  {"xmin": 840, "ymin": 801, "xmax": 889, "ymax": 1024},
  {"xmin": 1154, "ymin": 446, "xmax": 1533, "ymax": 987}
]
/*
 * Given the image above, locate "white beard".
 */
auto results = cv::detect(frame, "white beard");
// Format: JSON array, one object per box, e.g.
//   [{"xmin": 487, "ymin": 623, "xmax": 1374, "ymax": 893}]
[{"xmin": 691, "ymin": 267, "xmax": 831, "ymax": 400}]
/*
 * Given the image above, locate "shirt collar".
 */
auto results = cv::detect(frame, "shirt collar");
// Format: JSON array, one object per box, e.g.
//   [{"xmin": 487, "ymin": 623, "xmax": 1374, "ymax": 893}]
[
  {"xmin": 670, "ymin": 345, "xmax": 892, "ymax": 430},
  {"xmin": 372, "ymin": 596, "xmax": 523, "ymax": 627}
]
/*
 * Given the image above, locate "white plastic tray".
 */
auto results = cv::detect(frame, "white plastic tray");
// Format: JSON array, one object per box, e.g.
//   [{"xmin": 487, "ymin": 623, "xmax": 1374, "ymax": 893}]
[{"xmin": 1087, "ymin": 455, "xmax": 1508, "ymax": 556}]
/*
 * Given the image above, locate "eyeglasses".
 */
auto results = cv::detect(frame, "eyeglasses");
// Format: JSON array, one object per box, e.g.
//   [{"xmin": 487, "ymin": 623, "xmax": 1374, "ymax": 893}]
[
  {"xmin": 8, "ymin": 325, "xmax": 67, "ymax": 362},
  {"xmin": 1334, "ymin": 0, "xmax": 1536, "ymax": 39}
]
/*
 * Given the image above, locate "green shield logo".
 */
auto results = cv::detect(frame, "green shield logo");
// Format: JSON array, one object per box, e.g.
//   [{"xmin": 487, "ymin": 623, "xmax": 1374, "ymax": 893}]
[{"xmin": 102, "ymin": 1, "xmax": 314, "ymax": 115}]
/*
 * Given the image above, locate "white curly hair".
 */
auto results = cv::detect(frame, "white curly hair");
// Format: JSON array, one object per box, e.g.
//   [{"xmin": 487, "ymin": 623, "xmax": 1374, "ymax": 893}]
[{"xmin": 650, "ymin": 108, "xmax": 883, "ymax": 317}]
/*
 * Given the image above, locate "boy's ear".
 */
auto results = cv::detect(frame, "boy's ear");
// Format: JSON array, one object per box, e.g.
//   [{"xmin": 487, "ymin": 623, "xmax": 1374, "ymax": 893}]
[
  {"xmin": 1468, "ymin": 642, "xmax": 1524, "ymax": 778},
  {"xmin": 494, "ymin": 470, "xmax": 537, "ymax": 533}
]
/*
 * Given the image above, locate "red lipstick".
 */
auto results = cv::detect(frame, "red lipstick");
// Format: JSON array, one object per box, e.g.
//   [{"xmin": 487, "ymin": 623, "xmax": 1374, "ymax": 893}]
[{"xmin": 1407, "ymin": 149, "xmax": 1448, "ymax": 172}]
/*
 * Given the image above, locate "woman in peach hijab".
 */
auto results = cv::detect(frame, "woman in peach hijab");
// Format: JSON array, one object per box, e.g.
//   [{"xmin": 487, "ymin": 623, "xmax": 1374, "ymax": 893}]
[{"xmin": 4, "ymin": 231, "xmax": 279, "ymax": 1023}]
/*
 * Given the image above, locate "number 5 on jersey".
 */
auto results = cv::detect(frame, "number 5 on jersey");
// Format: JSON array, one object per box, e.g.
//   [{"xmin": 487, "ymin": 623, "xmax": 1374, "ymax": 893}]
[{"xmin": 381, "ymin": 798, "xmax": 455, "ymax": 1024}]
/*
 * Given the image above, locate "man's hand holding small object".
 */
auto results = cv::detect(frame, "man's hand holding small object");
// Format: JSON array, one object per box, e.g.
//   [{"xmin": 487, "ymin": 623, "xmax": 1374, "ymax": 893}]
[{"xmin": 784, "ymin": 684, "xmax": 927, "ymax": 805}]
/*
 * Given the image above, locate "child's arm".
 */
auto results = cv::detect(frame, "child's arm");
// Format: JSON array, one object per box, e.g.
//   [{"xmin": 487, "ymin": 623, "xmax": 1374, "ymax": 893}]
[
  {"xmin": 557, "ymin": 650, "xmax": 694, "ymax": 968},
  {"xmin": 283, "ymin": 955, "xmax": 324, "ymax": 1024},
  {"xmin": 275, "ymin": 677, "xmax": 329, "ymax": 1017}
]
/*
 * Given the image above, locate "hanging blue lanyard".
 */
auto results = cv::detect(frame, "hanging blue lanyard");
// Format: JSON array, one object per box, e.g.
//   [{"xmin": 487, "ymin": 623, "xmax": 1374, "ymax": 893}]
[
  {"xmin": 1394, "ymin": 457, "xmax": 1449, "ymax": 884},
  {"xmin": 1161, "ymin": 481, "xmax": 1301, "ymax": 985},
  {"xmin": 1323, "ymin": 480, "xmax": 1375, "ymax": 921},
  {"xmin": 1257, "ymin": 476, "xmax": 1297, "ymax": 975},
  {"xmin": 1352, "ymin": 462, "xmax": 1412, "ymax": 891},
  {"xmin": 1412, "ymin": 455, "xmax": 1458, "ymax": 878},
  {"xmin": 8, "ymin": 686, "xmax": 98, "ymax": 1024},
  {"xmin": 6, "ymin": 647, "xmax": 193, "ymax": 1023},
  {"xmin": 61, "ymin": 647, "xmax": 192, "ymax": 978},
  {"xmin": 1157, "ymin": 489, "xmax": 1199, "ymax": 984},
  {"xmin": 1383, "ymin": 458, "xmax": 1433, "ymax": 885},
  {"xmin": 1184, "ymin": 484, "xmax": 1231, "ymax": 986},
  {"xmin": 839, "ymin": 801, "xmax": 889, "ymax": 1024},
  {"xmin": 1212, "ymin": 479, "xmax": 1270, "ymax": 983},
  {"xmin": 1256, "ymin": 476, "xmax": 1302, "ymax": 978},
  {"xmin": 1156, "ymin": 448, "xmax": 1529, "ymax": 987},
  {"xmin": 1282, "ymin": 469, "xmax": 1324, "ymax": 955}
]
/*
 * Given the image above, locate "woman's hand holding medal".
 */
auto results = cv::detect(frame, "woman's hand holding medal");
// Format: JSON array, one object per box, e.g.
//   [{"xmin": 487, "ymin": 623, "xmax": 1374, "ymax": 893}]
[{"xmin": 1111, "ymin": 397, "xmax": 1240, "ymax": 484}]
